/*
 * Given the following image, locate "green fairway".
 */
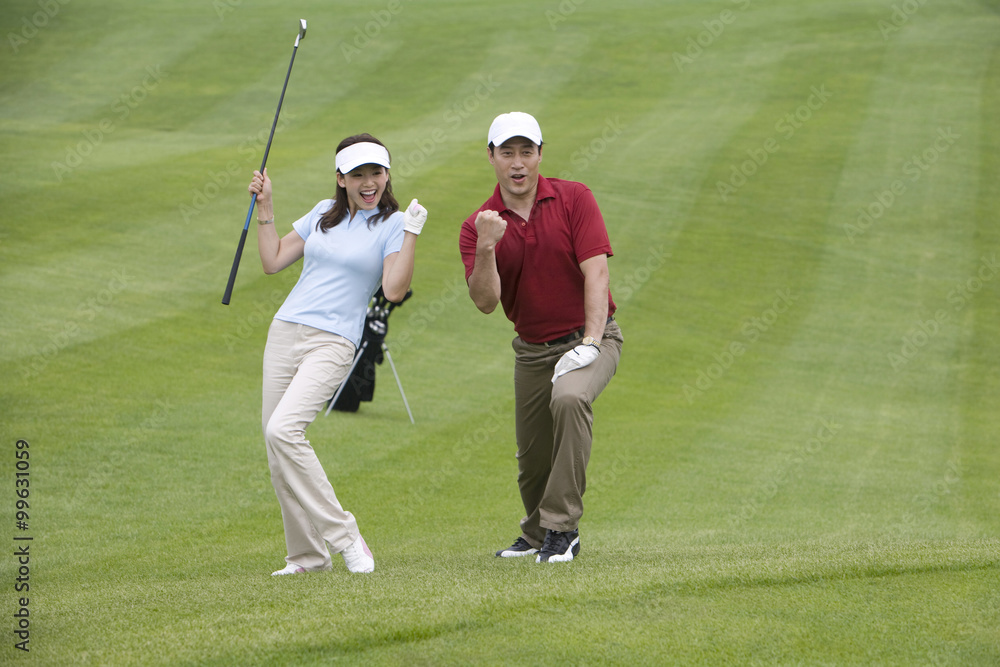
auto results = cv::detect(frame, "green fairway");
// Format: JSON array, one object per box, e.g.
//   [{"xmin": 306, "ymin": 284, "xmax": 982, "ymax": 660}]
[{"xmin": 2, "ymin": 0, "xmax": 998, "ymax": 664}]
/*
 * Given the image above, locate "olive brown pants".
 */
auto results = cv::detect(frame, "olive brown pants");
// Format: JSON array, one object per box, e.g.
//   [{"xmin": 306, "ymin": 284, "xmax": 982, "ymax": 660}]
[{"xmin": 511, "ymin": 319, "xmax": 623, "ymax": 547}]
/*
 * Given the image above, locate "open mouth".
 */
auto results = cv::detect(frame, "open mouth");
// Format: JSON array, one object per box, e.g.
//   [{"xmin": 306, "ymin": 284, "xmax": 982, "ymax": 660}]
[
  {"xmin": 511, "ymin": 174, "xmax": 526, "ymax": 184},
  {"xmin": 360, "ymin": 189, "xmax": 378, "ymax": 204}
]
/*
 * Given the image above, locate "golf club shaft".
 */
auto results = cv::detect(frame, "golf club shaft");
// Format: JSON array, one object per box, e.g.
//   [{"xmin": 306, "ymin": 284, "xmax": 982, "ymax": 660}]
[
  {"xmin": 325, "ymin": 340, "xmax": 369, "ymax": 416},
  {"xmin": 382, "ymin": 344, "xmax": 415, "ymax": 424},
  {"xmin": 222, "ymin": 26, "xmax": 303, "ymax": 305}
]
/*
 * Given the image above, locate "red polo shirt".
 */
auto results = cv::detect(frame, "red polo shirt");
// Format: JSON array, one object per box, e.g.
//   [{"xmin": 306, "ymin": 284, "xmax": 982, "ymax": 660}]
[{"xmin": 460, "ymin": 175, "xmax": 616, "ymax": 344}]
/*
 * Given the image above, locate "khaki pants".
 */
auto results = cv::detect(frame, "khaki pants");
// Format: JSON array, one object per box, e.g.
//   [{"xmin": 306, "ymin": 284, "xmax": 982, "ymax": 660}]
[
  {"xmin": 511, "ymin": 319, "xmax": 623, "ymax": 547},
  {"xmin": 262, "ymin": 319, "xmax": 359, "ymax": 571}
]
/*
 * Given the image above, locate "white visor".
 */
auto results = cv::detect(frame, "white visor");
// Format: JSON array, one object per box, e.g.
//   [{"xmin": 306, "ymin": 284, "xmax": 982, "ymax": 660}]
[{"xmin": 335, "ymin": 142, "xmax": 391, "ymax": 174}]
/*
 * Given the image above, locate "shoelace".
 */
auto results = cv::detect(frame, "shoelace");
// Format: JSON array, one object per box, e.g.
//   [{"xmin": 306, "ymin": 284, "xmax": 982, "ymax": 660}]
[{"xmin": 540, "ymin": 531, "xmax": 568, "ymax": 554}]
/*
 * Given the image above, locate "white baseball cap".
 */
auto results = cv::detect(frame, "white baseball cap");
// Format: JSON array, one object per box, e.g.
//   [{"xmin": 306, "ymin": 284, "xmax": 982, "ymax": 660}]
[
  {"xmin": 335, "ymin": 142, "xmax": 391, "ymax": 173},
  {"xmin": 488, "ymin": 112, "xmax": 543, "ymax": 148}
]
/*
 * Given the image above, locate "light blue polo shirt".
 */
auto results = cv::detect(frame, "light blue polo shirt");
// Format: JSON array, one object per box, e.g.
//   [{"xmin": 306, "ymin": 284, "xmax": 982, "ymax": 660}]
[{"xmin": 274, "ymin": 199, "xmax": 405, "ymax": 347}]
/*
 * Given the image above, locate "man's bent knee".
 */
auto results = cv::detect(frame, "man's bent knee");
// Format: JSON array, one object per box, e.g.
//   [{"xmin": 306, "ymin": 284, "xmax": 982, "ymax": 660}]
[{"xmin": 549, "ymin": 387, "xmax": 589, "ymax": 415}]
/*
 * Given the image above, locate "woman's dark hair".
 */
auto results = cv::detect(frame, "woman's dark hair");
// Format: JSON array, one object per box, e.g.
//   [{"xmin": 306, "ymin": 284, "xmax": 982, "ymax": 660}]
[{"xmin": 317, "ymin": 133, "xmax": 399, "ymax": 232}]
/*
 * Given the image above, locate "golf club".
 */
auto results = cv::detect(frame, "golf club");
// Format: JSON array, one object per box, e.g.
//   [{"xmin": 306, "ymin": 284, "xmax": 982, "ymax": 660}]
[{"xmin": 222, "ymin": 18, "xmax": 307, "ymax": 305}]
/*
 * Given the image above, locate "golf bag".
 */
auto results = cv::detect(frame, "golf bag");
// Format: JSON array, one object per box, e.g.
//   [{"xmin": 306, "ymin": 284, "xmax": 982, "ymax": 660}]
[{"xmin": 328, "ymin": 287, "xmax": 412, "ymax": 413}]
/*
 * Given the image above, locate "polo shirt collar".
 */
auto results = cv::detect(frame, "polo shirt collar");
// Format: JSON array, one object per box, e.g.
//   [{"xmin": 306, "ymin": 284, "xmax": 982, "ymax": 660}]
[
  {"xmin": 487, "ymin": 174, "xmax": 556, "ymax": 213},
  {"xmin": 349, "ymin": 205, "xmax": 382, "ymax": 225}
]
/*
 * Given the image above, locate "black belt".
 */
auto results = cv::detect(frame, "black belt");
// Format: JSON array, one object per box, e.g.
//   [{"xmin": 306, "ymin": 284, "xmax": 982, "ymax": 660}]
[{"xmin": 542, "ymin": 316, "xmax": 614, "ymax": 347}]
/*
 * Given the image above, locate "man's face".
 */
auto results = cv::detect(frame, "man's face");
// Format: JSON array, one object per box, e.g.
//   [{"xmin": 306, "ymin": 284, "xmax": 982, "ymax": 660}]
[{"xmin": 489, "ymin": 138, "xmax": 542, "ymax": 200}]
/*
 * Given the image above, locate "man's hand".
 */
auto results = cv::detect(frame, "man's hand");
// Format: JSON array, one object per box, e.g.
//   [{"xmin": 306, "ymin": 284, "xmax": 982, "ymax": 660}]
[
  {"xmin": 552, "ymin": 344, "xmax": 600, "ymax": 383},
  {"xmin": 474, "ymin": 210, "xmax": 507, "ymax": 249}
]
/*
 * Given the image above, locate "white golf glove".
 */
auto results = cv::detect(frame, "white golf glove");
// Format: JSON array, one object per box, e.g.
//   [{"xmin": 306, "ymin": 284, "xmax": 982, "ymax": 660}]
[
  {"xmin": 551, "ymin": 344, "xmax": 600, "ymax": 383},
  {"xmin": 403, "ymin": 198, "xmax": 427, "ymax": 235}
]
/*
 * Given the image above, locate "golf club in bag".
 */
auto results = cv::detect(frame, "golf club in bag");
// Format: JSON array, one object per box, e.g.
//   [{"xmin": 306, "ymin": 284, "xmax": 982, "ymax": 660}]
[
  {"xmin": 222, "ymin": 19, "xmax": 307, "ymax": 305},
  {"xmin": 325, "ymin": 287, "xmax": 414, "ymax": 423}
]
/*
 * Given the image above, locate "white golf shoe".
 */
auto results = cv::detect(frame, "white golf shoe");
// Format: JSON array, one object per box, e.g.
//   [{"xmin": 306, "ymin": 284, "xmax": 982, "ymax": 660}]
[
  {"xmin": 341, "ymin": 535, "xmax": 374, "ymax": 573},
  {"xmin": 271, "ymin": 562, "xmax": 307, "ymax": 576}
]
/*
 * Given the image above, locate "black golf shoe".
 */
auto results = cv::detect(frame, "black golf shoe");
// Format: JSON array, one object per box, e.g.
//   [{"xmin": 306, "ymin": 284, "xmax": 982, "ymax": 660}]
[
  {"xmin": 536, "ymin": 529, "xmax": 580, "ymax": 563},
  {"xmin": 495, "ymin": 536, "xmax": 539, "ymax": 558}
]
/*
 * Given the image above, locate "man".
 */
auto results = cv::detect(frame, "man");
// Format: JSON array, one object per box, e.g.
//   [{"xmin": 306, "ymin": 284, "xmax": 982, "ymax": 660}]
[{"xmin": 459, "ymin": 112, "xmax": 623, "ymax": 563}]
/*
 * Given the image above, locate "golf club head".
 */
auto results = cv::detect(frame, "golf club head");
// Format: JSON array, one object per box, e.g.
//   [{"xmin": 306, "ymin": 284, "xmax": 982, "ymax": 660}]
[{"xmin": 295, "ymin": 19, "xmax": 307, "ymax": 46}]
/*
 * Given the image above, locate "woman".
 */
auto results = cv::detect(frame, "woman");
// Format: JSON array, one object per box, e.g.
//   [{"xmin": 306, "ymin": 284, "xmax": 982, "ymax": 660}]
[{"xmin": 248, "ymin": 133, "xmax": 427, "ymax": 575}]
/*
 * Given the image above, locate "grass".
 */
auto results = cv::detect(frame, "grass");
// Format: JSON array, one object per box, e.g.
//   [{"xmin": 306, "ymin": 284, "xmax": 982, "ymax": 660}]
[{"xmin": 2, "ymin": 0, "xmax": 999, "ymax": 664}]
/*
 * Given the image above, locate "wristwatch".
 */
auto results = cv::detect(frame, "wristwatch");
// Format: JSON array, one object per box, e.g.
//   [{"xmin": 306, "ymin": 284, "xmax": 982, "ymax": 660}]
[{"xmin": 581, "ymin": 336, "xmax": 601, "ymax": 350}]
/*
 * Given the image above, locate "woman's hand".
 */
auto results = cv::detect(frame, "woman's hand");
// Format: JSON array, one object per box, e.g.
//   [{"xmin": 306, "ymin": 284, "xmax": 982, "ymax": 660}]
[{"xmin": 248, "ymin": 168, "xmax": 273, "ymax": 218}]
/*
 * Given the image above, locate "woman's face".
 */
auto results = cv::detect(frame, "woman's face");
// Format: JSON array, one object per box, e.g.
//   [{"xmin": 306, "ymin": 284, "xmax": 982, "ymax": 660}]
[{"xmin": 337, "ymin": 163, "xmax": 389, "ymax": 216}]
